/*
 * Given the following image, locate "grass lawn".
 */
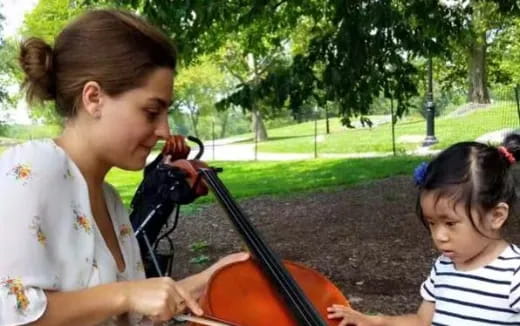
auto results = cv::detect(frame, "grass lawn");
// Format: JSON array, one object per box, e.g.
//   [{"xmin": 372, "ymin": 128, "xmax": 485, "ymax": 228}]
[
  {"xmin": 106, "ymin": 155, "xmax": 426, "ymax": 208},
  {"xmin": 253, "ymin": 102, "xmax": 519, "ymax": 154}
]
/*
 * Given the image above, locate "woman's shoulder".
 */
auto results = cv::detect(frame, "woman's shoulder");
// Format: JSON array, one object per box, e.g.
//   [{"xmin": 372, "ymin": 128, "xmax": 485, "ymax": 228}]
[{"xmin": 0, "ymin": 139, "xmax": 70, "ymax": 184}]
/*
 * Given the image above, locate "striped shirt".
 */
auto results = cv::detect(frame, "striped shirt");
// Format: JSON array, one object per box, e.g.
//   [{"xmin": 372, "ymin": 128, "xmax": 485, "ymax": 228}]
[{"xmin": 421, "ymin": 244, "xmax": 520, "ymax": 325}]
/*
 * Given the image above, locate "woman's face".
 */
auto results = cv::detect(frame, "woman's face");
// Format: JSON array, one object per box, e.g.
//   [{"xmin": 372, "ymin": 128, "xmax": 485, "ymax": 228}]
[{"xmin": 93, "ymin": 67, "xmax": 174, "ymax": 170}]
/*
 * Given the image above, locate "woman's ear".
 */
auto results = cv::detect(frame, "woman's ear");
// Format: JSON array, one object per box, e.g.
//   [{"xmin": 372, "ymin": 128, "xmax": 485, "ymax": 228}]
[
  {"xmin": 488, "ymin": 202, "xmax": 509, "ymax": 231},
  {"xmin": 81, "ymin": 81, "xmax": 104, "ymax": 119}
]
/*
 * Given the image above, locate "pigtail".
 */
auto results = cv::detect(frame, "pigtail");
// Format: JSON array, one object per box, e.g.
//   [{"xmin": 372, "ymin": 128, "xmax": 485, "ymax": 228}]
[{"xmin": 502, "ymin": 133, "xmax": 520, "ymax": 165}]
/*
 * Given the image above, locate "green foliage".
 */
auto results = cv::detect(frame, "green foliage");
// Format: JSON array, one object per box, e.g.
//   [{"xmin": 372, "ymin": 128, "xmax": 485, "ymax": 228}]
[
  {"xmin": 173, "ymin": 56, "xmax": 231, "ymax": 137},
  {"xmin": 0, "ymin": 123, "xmax": 61, "ymax": 139},
  {"xmin": 102, "ymin": 0, "xmax": 468, "ymax": 125},
  {"xmin": 188, "ymin": 240, "xmax": 210, "ymax": 265},
  {"xmin": 21, "ymin": 0, "xmax": 84, "ymax": 43},
  {"xmin": 494, "ymin": 18, "xmax": 520, "ymax": 85},
  {"xmin": 12, "ymin": 0, "xmax": 86, "ymax": 123},
  {"xmin": 0, "ymin": 9, "xmax": 15, "ymax": 110}
]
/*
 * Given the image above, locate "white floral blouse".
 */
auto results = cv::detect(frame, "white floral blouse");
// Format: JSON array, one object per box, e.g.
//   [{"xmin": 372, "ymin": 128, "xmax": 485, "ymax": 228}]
[{"xmin": 0, "ymin": 139, "xmax": 149, "ymax": 326}]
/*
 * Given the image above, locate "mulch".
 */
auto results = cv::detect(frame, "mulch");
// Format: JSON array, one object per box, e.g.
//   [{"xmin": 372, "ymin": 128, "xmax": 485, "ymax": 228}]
[{"xmin": 165, "ymin": 175, "xmax": 520, "ymax": 316}]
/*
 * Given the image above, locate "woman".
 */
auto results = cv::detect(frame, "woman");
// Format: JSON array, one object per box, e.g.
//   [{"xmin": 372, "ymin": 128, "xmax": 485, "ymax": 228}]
[{"xmin": 0, "ymin": 9, "xmax": 247, "ymax": 326}]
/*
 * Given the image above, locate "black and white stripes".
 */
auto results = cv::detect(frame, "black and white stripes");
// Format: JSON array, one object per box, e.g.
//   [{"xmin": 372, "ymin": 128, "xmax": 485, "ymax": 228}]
[{"xmin": 421, "ymin": 244, "xmax": 520, "ymax": 325}]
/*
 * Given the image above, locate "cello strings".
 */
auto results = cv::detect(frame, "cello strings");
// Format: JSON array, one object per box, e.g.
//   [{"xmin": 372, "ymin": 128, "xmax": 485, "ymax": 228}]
[{"xmin": 200, "ymin": 168, "xmax": 327, "ymax": 326}]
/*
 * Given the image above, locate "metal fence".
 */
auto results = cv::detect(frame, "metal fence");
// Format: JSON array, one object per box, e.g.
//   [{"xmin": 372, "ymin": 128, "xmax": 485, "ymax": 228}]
[{"xmin": 184, "ymin": 85, "xmax": 520, "ymax": 161}]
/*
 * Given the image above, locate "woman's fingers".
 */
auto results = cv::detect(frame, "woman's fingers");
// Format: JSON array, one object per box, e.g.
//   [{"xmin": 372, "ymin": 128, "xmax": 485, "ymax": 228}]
[
  {"xmin": 162, "ymin": 135, "xmax": 190, "ymax": 160},
  {"xmin": 171, "ymin": 281, "xmax": 203, "ymax": 316}
]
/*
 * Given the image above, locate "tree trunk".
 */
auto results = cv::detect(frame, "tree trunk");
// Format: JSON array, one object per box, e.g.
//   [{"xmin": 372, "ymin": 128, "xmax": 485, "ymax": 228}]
[
  {"xmin": 188, "ymin": 105, "xmax": 200, "ymax": 138},
  {"xmin": 325, "ymin": 107, "xmax": 330, "ymax": 134},
  {"xmin": 219, "ymin": 111, "xmax": 229, "ymax": 138},
  {"xmin": 467, "ymin": 32, "xmax": 490, "ymax": 104},
  {"xmin": 252, "ymin": 108, "xmax": 268, "ymax": 141}
]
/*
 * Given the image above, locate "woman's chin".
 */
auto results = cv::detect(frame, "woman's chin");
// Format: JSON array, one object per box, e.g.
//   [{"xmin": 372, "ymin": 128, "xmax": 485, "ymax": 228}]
[{"xmin": 116, "ymin": 158, "xmax": 147, "ymax": 171}]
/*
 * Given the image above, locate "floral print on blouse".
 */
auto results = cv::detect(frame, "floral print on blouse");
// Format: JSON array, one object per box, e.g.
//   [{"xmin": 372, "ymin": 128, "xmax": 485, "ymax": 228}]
[{"xmin": 0, "ymin": 139, "xmax": 148, "ymax": 326}]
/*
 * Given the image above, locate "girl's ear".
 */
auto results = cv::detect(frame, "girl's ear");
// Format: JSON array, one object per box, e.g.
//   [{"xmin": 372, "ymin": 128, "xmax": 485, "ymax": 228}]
[{"xmin": 487, "ymin": 202, "xmax": 509, "ymax": 231}]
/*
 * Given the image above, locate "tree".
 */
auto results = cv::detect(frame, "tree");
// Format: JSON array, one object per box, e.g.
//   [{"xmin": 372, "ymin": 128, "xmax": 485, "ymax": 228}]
[
  {"xmin": 493, "ymin": 18, "xmax": 520, "ymax": 86},
  {"xmin": 0, "ymin": 9, "xmax": 10, "ymax": 109},
  {"xmin": 460, "ymin": 1, "xmax": 511, "ymax": 103},
  {"xmin": 173, "ymin": 56, "xmax": 229, "ymax": 138},
  {"xmin": 105, "ymin": 1, "xmax": 468, "ymax": 125},
  {"xmin": 16, "ymin": 0, "xmax": 84, "ymax": 123},
  {"xmin": 213, "ymin": 38, "xmax": 292, "ymax": 141}
]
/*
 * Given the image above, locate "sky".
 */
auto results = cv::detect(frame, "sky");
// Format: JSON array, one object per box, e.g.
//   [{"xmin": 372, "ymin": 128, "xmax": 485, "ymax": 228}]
[
  {"xmin": 1, "ymin": 0, "xmax": 38, "ymax": 124},
  {"xmin": 1, "ymin": 0, "xmax": 38, "ymax": 37}
]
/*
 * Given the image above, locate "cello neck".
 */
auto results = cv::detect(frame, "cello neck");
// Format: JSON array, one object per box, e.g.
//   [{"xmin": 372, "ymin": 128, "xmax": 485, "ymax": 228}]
[{"xmin": 199, "ymin": 168, "xmax": 328, "ymax": 326}]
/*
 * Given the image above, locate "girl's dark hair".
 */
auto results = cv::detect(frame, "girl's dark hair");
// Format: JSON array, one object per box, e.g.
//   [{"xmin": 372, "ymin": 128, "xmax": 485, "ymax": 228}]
[
  {"xmin": 19, "ymin": 9, "xmax": 177, "ymax": 118},
  {"xmin": 416, "ymin": 133, "xmax": 520, "ymax": 232}
]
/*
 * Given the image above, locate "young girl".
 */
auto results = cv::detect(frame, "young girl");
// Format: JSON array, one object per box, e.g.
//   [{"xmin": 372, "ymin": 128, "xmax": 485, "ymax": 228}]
[{"xmin": 328, "ymin": 135, "xmax": 520, "ymax": 325}]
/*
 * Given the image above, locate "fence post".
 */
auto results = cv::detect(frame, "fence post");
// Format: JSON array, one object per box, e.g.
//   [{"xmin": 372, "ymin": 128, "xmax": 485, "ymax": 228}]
[
  {"xmin": 314, "ymin": 106, "xmax": 318, "ymax": 159},
  {"xmin": 212, "ymin": 121, "xmax": 215, "ymax": 161},
  {"xmin": 254, "ymin": 110, "xmax": 258, "ymax": 161},
  {"xmin": 390, "ymin": 96, "xmax": 396, "ymax": 156},
  {"xmin": 515, "ymin": 84, "xmax": 520, "ymax": 127}
]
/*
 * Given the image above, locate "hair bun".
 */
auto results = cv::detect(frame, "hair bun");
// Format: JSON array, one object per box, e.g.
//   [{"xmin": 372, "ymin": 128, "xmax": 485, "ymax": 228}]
[{"xmin": 19, "ymin": 37, "xmax": 56, "ymax": 103}]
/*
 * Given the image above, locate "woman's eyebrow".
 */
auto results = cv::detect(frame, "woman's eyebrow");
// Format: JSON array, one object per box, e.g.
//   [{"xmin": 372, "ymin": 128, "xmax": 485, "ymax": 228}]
[{"xmin": 147, "ymin": 97, "xmax": 172, "ymax": 108}]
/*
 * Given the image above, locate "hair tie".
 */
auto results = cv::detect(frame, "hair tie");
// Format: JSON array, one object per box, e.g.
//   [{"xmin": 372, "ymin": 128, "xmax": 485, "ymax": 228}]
[
  {"xmin": 413, "ymin": 162, "xmax": 429, "ymax": 186},
  {"xmin": 498, "ymin": 146, "xmax": 516, "ymax": 165}
]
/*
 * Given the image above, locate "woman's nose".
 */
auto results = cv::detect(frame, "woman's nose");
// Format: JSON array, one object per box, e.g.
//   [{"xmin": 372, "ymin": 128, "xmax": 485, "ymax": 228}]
[{"xmin": 155, "ymin": 114, "xmax": 171, "ymax": 140}]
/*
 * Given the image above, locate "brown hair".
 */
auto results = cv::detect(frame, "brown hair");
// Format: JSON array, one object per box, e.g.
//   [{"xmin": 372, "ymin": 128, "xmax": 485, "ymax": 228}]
[{"xmin": 19, "ymin": 9, "xmax": 177, "ymax": 118}]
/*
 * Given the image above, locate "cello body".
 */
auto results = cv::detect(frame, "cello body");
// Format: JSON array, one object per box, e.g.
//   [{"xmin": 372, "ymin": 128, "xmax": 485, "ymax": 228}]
[{"xmin": 192, "ymin": 259, "xmax": 350, "ymax": 326}]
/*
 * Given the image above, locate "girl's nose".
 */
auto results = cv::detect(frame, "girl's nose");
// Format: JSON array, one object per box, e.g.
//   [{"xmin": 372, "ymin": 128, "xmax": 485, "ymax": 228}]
[{"xmin": 433, "ymin": 226, "xmax": 449, "ymax": 243}]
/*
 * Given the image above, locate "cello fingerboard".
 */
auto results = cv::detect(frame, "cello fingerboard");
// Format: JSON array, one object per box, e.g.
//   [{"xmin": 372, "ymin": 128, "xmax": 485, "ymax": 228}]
[{"xmin": 199, "ymin": 168, "xmax": 328, "ymax": 326}]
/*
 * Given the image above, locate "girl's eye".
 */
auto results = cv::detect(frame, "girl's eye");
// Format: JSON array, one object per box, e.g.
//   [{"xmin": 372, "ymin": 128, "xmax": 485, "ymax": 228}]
[
  {"xmin": 427, "ymin": 221, "xmax": 435, "ymax": 227},
  {"xmin": 446, "ymin": 221, "xmax": 457, "ymax": 227}
]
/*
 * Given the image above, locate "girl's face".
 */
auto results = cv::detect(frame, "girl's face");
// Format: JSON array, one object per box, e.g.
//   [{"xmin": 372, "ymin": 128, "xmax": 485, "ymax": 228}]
[
  {"xmin": 91, "ymin": 67, "xmax": 174, "ymax": 170},
  {"xmin": 420, "ymin": 191, "xmax": 507, "ymax": 270}
]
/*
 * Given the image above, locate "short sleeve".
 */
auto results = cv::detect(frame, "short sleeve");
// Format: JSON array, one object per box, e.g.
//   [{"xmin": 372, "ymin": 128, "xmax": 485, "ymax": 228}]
[
  {"xmin": 420, "ymin": 260, "xmax": 437, "ymax": 303},
  {"xmin": 510, "ymin": 266, "xmax": 520, "ymax": 311},
  {"xmin": 0, "ymin": 141, "xmax": 89, "ymax": 325}
]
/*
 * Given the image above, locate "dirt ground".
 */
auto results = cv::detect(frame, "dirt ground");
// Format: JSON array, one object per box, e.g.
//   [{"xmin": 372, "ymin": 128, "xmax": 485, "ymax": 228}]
[{"xmin": 165, "ymin": 175, "xmax": 520, "ymax": 317}]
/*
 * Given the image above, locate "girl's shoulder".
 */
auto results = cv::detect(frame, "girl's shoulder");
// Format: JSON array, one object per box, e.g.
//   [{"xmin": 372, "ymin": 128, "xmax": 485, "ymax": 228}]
[{"xmin": 500, "ymin": 243, "xmax": 520, "ymax": 263}]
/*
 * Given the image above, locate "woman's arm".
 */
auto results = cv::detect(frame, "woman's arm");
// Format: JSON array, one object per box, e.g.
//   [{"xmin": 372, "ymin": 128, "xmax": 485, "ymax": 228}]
[
  {"xmin": 31, "ymin": 252, "xmax": 250, "ymax": 326},
  {"xmin": 176, "ymin": 252, "xmax": 250, "ymax": 300},
  {"xmin": 30, "ymin": 277, "xmax": 202, "ymax": 326}
]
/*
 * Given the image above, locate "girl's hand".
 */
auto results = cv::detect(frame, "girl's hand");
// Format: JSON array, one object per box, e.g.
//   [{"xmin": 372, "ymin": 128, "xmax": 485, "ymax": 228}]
[
  {"xmin": 327, "ymin": 304, "xmax": 380, "ymax": 326},
  {"xmin": 122, "ymin": 277, "xmax": 203, "ymax": 323}
]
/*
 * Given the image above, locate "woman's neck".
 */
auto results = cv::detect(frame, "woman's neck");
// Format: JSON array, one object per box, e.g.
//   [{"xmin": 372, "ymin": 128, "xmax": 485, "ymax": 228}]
[{"xmin": 54, "ymin": 126, "xmax": 110, "ymax": 189}]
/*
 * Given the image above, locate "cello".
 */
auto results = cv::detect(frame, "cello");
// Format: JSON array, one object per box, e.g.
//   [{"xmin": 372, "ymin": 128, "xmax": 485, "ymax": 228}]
[{"xmin": 156, "ymin": 136, "xmax": 351, "ymax": 325}]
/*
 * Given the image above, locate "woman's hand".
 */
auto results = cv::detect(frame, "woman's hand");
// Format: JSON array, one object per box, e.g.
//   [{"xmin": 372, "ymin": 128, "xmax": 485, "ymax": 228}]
[
  {"xmin": 206, "ymin": 252, "xmax": 250, "ymax": 276},
  {"xmin": 164, "ymin": 157, "xmax": 209, "ymax": 196},
  {"xmin": 122, "ymin": 277, "xmax": 203, "ymax": 323},
  {"xmin": 162, "ymin": 135, "xmax": 190, "ymax": 161},
  {"xmin": 327, "ymin": 304, "xmax": 381, "ymax": 326}
]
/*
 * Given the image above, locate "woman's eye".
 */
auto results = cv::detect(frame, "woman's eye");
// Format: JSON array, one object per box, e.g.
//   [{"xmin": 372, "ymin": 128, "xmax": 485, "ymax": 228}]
[
  {"xmin": 446, "ymin": 221, "xmax": 457, "ymax": 227},
  {"xmin": 145, "ymin": 109, "xmax": 160, "ymax": 120}
]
